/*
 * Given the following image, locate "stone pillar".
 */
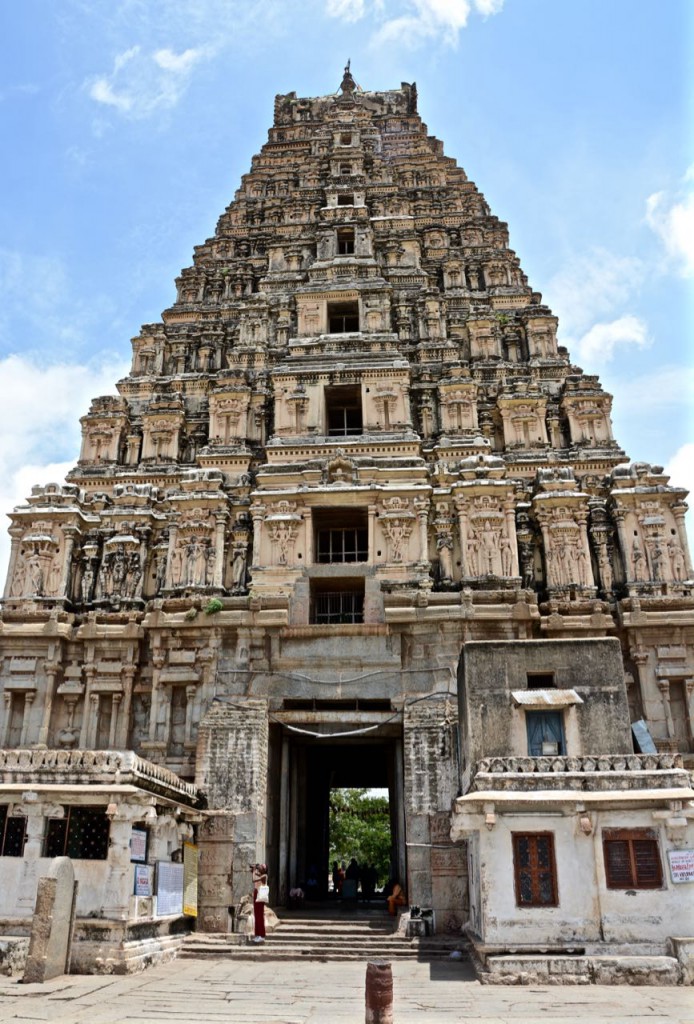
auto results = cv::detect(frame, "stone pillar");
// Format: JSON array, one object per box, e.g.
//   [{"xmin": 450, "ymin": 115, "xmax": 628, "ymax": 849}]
[
  {"xmin": 685, "ymin": 679, "xmax": 694, "ymax": 746},
  {"xmin": 185, "ymin": 685, "xmax": 197, "ymax": 746},
  {"xmin": 59, "ymin": 529, "xmax": 77, "ymax": 599},
  {"xmin": 197, "ymin": 813, "xmax": 235, "ymax": 932},
  {"xmin": 3, "ymin": 528, "xmax": 23, "ymax": 599},
  {"xmin": 116, "ymin": 665, "xmax": 136, "ymax": 748},
  {"xmin": 304, "ymin": 510, "xmax": 314, "ymax": 564},
  {"xmin": 658, "ymin": 678, "xmax": 675, "ymax": 740},
  {"xmin": 213, "ymin": 515, "xmax": 227, "ymax": 590},
  {"xmin": 80, "ymin": 663, "xmax": 95, "ymax": 748},
  {"xmin": 368, "ymin": 505, "xmax": 377, "ymax": 562},
  {"xmin": 414, "ymin": 498, "xmax": 429, "ymax": 565},
  {"xmin": 148, "ymin": 649, "xmax": 166, "ymax": 744},
  {"xmin": 195, "ymin": 699, "xmax": 269, "ymax": 906},
  {"xmin": 37, "ymin": 660, "xmax": 60, "ymax": 747},
  {"xmin": 165, "ymin": 524, "xmax": 179, "ymax": 590},
  {"xmin": 455, "ymin": 504, "xmax": 469, "ymax": 576},
  {"xmin": 102, "ymin": 806, "xmax": 139, "ymax": 919},
  {"xmin": 250, "ymin": 505, "xmax": 266, "ymax": 567},
  {"xmin": 672, "ymin": 504, "xmax": 694, "ymax": 578},
  {"xmin": 503, "ymin": 503, "xmax": 520, "ymax": 577},
  {"xmin": 108, "ymin": 694, "xmax": 122, "ymax": 748},
  {"xmin": 20, "ymin": 692, "xmax": 35, "ymax": 746},
  {"xmin": 365, "ymin": 961, "xmax": 393, "ymax": 1024},
  {"xmin": 1, "ymin": 692, "xmax": 11, "ymax": 746},
  {"xmin": 613, "ymin": 510, "xmax": 631, "ymax": 582}
]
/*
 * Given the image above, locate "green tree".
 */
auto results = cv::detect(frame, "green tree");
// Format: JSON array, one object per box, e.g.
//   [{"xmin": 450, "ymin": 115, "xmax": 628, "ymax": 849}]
[{"xmin": 328, "ymin": 788, "xmax": 392, "ymax": 885}]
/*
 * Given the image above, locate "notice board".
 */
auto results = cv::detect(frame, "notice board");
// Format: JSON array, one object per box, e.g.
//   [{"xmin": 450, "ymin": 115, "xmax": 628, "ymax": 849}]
[
  {"xmin": 183, "ymin": 841, "xmax": 199, "ymax": 917},
  {"xmin": 156, "ymin": 861, "xmax": 184, "ymax": 916}
]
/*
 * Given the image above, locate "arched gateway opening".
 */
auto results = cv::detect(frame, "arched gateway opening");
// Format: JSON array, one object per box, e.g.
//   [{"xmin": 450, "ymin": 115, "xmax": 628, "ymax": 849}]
[{"xmin": 268, "ymin": 725, "xmax": 406, "ymax": 906}]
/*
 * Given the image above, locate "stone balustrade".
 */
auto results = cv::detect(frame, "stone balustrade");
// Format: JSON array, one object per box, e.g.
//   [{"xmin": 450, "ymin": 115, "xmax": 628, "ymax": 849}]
[
  {"xmin": 0, "ymin": 748, "xmax": 200, "ymax": 805},
  {"xmin": 464, "ymin": 751, "xmax": 689, "ymax": 794}
]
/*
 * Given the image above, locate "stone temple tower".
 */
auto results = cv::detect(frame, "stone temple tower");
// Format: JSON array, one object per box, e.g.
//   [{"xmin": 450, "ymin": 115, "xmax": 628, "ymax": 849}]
[{"xmin": 1, "ymin": 71, "xmax": 693, "ymax": 971}]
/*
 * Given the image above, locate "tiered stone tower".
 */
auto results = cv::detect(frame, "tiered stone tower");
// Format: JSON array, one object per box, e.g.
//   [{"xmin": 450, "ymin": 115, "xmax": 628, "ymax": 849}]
[{"xmin": 1, "ymin": 70, "xmax": 693, "ymax": 935}]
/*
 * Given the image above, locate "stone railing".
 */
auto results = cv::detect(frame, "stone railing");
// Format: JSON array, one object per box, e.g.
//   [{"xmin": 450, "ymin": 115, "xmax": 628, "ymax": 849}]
[
  {"xmin": 465, "ymin": 752, "xmax": 689, "ymax": 795},
  {"xmin": 0, "ymin": 748, "xmax": 201, "ymax": 806}
]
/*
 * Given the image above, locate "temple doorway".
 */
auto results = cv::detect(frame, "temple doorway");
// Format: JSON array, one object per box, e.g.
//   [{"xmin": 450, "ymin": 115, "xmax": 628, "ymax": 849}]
[{"xmin": 273, "ymin": 731, "xmax": 405, "ymax": 905}]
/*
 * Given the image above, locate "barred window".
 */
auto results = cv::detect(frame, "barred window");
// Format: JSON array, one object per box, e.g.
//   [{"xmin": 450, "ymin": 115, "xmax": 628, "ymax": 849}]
[
  {"xmin": 603, "ymin": 829, "xmax": 663, "ymax": 889},
  {"xmin": 512, "ymin": 832, "xmax": 558, "ymax": 907},
  {"xmin": 44, "ymin": 806, "xmax": 110, "ymax": 860},
  {"xmin": 0, "ymin": 805, "xmax": 27, "ymax": 857}
]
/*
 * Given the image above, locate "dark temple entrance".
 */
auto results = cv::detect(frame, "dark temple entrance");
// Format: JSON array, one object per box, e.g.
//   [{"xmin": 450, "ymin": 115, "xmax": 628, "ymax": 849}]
[{"xmin": 272, "ymin": 732, "xmax": 406, "ymax": 905}]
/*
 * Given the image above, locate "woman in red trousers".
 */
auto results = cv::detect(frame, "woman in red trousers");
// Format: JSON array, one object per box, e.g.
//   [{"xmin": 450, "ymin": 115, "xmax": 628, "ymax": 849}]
[{"xmin": 251, "ymin": 863, "xmax": 268, "ymax": 943}]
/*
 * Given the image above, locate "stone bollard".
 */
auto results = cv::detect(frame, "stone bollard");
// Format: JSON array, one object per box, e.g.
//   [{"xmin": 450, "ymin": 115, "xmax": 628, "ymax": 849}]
[{"xmin": 365, "ymin": 959, "xmax": 393, "ymax": 1024}]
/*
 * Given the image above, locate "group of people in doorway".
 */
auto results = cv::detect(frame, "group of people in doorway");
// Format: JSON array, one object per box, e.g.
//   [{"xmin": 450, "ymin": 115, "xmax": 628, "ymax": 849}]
[{"xmin": 250, "ymin": 859, "xmax": 408, "ymax": 943}]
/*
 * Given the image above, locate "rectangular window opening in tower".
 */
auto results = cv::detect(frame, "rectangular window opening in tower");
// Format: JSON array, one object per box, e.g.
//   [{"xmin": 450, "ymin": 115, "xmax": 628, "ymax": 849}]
[
  {"xmin": 310, "ymin": 578, "xmax": 365, "ymax": 625},
  {"xmin": 327, "ymin": 301, "xmax": 359, "ymax": 333},
  {"xmin": 337, "ymin": 228, "xmax": 355, "ymax": 255},
  {"xmin": 337, "ymin": 193, "xmax": 354, "ymax": 207},
  {"xmin": 325, "ymin": 384, "xmax": 362, "ymax": 434},
  {"xmin": 314, "ymin": 508, "xmax": 368, "ymax": 563}
]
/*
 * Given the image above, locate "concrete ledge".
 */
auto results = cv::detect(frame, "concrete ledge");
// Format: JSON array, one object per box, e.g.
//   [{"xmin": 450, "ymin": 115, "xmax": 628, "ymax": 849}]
[
  {"xmin": 69, "ymin": 917, "xmax": 193, "ymax": 975},
  {"xmin": 478, "ymin": 952, "xmax": 684, "ymax": 986}
]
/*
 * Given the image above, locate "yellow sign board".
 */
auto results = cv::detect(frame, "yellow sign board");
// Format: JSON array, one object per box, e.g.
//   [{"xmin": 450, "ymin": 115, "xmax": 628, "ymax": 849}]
[{"xmin": 183, "ymin": 841, "xmax": 198, "ymax": 917}]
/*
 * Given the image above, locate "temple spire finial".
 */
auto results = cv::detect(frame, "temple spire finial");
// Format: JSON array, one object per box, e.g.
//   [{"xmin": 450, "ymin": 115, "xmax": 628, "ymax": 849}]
[{"xmin": 339, "ymin": 59, "xmax": 357, "ymax": 95}]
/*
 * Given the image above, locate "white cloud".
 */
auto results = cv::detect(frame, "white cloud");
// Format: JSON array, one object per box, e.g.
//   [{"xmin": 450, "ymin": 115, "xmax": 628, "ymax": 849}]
[
  {"xmin": 666, "ymin": 442, "xmax": 694, "ymax": 498},
  {"xmin": 87, "ymin": 44, "xmax": 212, "ymax": 120},
  {"xmin": 572, "ymin": 315, "xmax": 650, "ymax": 368},
  {"xmin": 338, "ymin": 0, "xmax": 506, "ymax": 48},
  {"xmin": 0, "ymin": 354, "xmax": 129, "ymax": 582},
  {"xmin": 645, "ymin": 166, "xmax": 694, "ymax": 278},
  {"xmin": 545, "ymin": 247, "xmax": 645, "ymax": 338},
  {"xmin": 606, "ymin": 364, "xmax": 694, "ymax": 415},
  {"xmin": 326, "ymin": 0, "xmax": 367, "ymax": 21}
]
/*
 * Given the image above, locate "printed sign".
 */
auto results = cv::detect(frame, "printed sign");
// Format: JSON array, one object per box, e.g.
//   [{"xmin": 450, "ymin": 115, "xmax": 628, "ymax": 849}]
[
  {"xmin": 668, "ymin": 849, "xmax": 694, "ymax": 884},
  {"xmin": 183, "ymin": 841, "xmax": 199, "ymax": 917},
  {"xmin": 156, "ymin": 861, "xmax": 184, "ymax": 916},
  {"xmin": 130, "ymin": 828, "xmax": 148, "ymax": 863},
  {"xmin": 631, "ymin": 720, "xmax": 658, "ymax": 754},
  {"xmin": 134, "ymin": 864, "xmax": 154, "ymax": 897}
]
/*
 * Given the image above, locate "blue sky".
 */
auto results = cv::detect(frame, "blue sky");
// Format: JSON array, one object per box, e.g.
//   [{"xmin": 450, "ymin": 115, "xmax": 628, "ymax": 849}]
[{"xmin": 0, "ymin": 0, "xmax": 692, "ymax": 577}]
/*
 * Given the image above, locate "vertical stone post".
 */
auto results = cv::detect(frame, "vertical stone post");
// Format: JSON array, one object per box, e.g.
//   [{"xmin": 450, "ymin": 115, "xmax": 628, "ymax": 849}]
[
  {"xmin": 1, "ymin": 692, "xmax": 11, "ymax": 746},
  {"xmin": 38, "ymin": 659, "xmax": 60, "ymax": 747},
  {"xmin": 108, "ymin": 693, "xmax": 122, "ymax": 748},
  {"xmin": 365, "ymin": 961, "xmax": 393, "ymax": 1024},
  {"xmin": 59, "ymin": 529, "xmax": 77, "ymax": 599},
  {"xmin": 117, "ymin": 665, "xmax": 137, "ymax": 748},
  {"xmin": 658, "ymin": 678, "xmax": 675, "ymax": 740},
  {"xmin": 685, "ymin": 680, "xmax": 694, "ymax": 746},
  {"xmin": 672, "ymin": 504, "xmax": 694, "ymax": 578},
  {"xmin": 79, "ymin": 663, "xmax": 96, "ymax": 748},
  {"xmin": 414, "ymin": 498, "xmax": 429, "ymax": 566},
  {"xmin": 213, "ymin": 514, "xmax": 227, "ymax": 590},
  {"xmin": 368, "ymin": 505, "xmax": 377, "ymax": 562},
  {"xmin": 195, "ymin": 699, "xmax": 269, "ymax": 906},
  {"xmin": 456, "ymin": 503, "xmax": 469, "ymax": 576},
  {"xmin": 503, "ymin": 502, "xmax": 520, "ymax": 577},
  {"xmin": 20, "ymin": 692, "xmax": 35, "ymax": 746},
  {"xmin": 250, "ymin": 504, "xmax": 266, "ymax": 567},
  {"xmin": 3, "ymin": 528, "xmax": 23, "ymax": 599}
]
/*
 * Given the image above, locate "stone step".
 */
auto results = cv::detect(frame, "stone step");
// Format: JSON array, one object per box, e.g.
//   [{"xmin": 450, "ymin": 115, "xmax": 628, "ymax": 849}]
[{"xmin": 180, "ymin": 931, "xmax": 466, "ymax": 963}]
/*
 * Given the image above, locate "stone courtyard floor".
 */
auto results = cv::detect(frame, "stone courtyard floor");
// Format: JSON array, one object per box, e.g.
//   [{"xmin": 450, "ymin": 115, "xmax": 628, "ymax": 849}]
[{"xmin": 0, "ymin": 959, "xmax": 692, "ymax": 1024}]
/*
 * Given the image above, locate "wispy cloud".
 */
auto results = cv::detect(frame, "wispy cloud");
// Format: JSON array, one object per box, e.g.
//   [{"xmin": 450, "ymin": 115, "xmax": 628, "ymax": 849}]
[
  {"xmin": 545, "ymin": 247, "xmax": 645, "ymax": 338},
  {"xmin": 572, "ymin": 314, "xmax": 650, "ymax": 368},
  {"xmin": 326, "ymin": 0, "xmax": 504, "ymax": 48},
  {"xmin": 645, "ymin": 165, "xmax": 694, "ymax": 278},
  {"xmin": 0, "ymin": 353, "xmax": 130, "ymax": 580},
  {"xmin": 87, "ymin": 44, "xmax": 213, "ymax": 120}
]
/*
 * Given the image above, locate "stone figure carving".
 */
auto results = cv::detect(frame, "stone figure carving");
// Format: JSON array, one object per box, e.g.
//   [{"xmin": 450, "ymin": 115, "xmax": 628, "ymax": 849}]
[
  {"xmin": 631, "ymin": 535, "xmax": 646, "ymax": 582},
  {"xmin": 436, "ymin": 533, "xmax": 453, "ymax": 582},
  {"xmin": 170, "ymin": 546, "xmax": 183, "ymax": 587},
  {"xmin": 669, "ymin": 539, "xmax": 686, "ymax": 581},
  {"xmin": 27, "ymin": 554, "xmax": 44, "ymax": 596},
  {"xmin": 80, "ymin": 560, "xmax": 96, "ymax": 604},
  {"xmin": 231, "ymin": 541, "xmax": 248, "ymax": 593},
  {"xmin": 382, "ymin": 518, "xmax": 413, "ymax": 563},
  {"xmin": 10, "ymin": 559, "xmax": 26, "ymax": 598},
  {"xmin": 499, "ymin": 534, "xmax": 514, "ymax": 577},
  {"xmin": 596, "ymin": 545, "xmax": 613, "ymax": 592}
]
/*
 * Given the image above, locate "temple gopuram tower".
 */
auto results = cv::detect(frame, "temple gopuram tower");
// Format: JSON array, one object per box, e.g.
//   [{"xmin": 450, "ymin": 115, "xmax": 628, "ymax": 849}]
[{"xmin": 1, "ymin": 69, "xmax": 693, "ymax": 974}]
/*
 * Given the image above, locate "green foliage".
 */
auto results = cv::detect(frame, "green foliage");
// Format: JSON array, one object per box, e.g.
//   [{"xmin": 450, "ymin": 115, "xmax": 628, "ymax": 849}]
[
  {"xmin": 328, "ymin": 788, "xmax": 392, "ymax": 885},
  {"xmin": 184, "ymin": 606, "xmax": 198, "ymax": 621},
  {"xmin": 204, "ymin": 598, "xmax": 224, "ymax": 615}
]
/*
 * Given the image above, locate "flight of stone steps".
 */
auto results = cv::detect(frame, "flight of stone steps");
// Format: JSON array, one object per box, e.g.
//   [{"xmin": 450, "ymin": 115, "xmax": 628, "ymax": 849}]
[{"xmin": 180, "ymin": 909, "xmax": 468, "ymax": 963}]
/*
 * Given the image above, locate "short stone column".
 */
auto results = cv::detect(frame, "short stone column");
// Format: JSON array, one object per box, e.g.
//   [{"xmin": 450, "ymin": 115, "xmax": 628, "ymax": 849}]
[
  {"xmin": 365, "ymin": 960, "xmax": 393, "ymax": 1024},
  {"xmin": 22, "ymin": 857, "xmax": 78, "ymax": 983}
]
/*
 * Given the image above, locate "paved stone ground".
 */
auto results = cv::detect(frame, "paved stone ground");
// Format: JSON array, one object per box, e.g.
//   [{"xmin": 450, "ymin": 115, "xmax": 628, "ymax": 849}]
[{"xmin": 0, "ymin": 959, "xmax": 692, "ymax": 1024}]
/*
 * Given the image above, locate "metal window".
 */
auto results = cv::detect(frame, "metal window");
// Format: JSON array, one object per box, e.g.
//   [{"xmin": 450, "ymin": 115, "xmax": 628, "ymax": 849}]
[
  {"xmin": 512, "ymin": 832, "xmax": 558, "ymax": 907},
  {"xmin": 603, "ymin": 829, "xmax": 663, "ymax": 889},
  {"xmin": 44, "ymin": 806, "xmax": 110, "ymax": 860},
  {"xmin": 0, "ymin": 805, "xmax": 27, "ymax": 857},
  {"xmin": 313, "ymin": 590, "xmax": 364, "ymax": 624},
  {"xmin": 316, "ymin": 528, "xmax": 368, "ymax": 563}
]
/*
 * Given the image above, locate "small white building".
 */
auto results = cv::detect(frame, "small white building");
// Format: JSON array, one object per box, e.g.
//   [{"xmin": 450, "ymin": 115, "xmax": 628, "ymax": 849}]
[{"xmin": 451, "ymin": 639, "xmax": 694, "ymax": 984}]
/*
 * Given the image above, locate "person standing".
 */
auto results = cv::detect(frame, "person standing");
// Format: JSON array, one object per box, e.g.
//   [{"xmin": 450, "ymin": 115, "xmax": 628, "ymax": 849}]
[{"xmin": 251, "ymin": 863, "xmax": 268, "ymax": 944}]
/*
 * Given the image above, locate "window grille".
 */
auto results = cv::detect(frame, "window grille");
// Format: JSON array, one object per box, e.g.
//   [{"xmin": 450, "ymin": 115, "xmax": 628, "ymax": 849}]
[
  {"xmin": 0, "ymin": 805, "xmax": 27, "ymax": 857},
  {"xmin": 603, "ymin": 829, "xmax": 663, "ymax": 889},
  {"xmin": 512, "ymin": 832, "xmax": 558, "ymax": 907},
  {"xmin": 44, "ymin": 806, "xmax": 110, "ymax": 860},
  {"xmin": 313, "ymin": 590, "xmax": 364, "ymax": 624},
  {"xmin": 316, "ymin": 527, "xmax": 368, "ymax": 563}
]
